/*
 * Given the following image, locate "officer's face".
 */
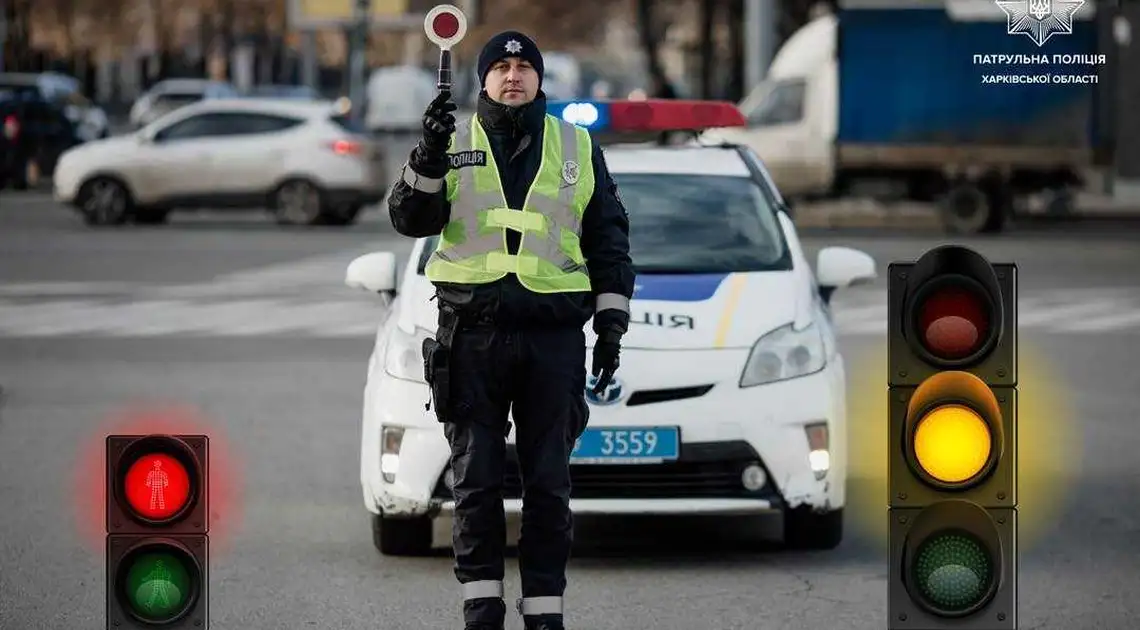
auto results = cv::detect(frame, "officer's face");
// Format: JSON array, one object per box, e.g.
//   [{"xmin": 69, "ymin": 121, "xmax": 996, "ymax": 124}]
[{"xmin": 484, "ymin": 58, "xmax": 539, "ymax": 106}]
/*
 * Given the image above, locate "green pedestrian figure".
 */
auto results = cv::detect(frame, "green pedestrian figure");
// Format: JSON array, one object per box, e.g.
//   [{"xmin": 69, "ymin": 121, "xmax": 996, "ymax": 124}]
[{"xmin": 143, "ymin": 559, "xmax": 173, "ymax": 611}]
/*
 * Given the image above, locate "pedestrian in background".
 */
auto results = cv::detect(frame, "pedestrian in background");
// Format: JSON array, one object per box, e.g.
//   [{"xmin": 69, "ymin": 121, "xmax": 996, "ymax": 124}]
[{"xmin": 386, "ymin": 30, "xmax": 635, "ymax": 630}]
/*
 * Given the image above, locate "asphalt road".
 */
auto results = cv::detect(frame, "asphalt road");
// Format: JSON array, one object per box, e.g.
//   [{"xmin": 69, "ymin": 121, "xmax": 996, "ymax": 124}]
[{"xmin": 1, "ymin": 192, "xmax": 1138, "ymax": 630}]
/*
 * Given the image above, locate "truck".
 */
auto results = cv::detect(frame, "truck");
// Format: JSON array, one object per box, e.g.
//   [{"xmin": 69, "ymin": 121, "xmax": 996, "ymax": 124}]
[{"xmin": 707, "ymin": 0, "xmax": 1112, "ymax": 233}]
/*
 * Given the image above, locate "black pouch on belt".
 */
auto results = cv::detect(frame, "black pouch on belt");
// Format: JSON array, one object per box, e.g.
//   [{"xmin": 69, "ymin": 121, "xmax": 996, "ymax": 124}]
[
  {"xmin": 423, "ymin": 302, "xmax": 461, "ymax": 424},
  {"xmin": 422, "ymin": 337, "xmax": 452, "ymax": 424}
]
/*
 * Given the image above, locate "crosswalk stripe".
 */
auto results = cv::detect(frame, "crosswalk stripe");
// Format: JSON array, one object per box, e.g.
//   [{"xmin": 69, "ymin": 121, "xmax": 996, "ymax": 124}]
[
  {"xmin": 208, "ymin": 302, "xmax": 377, "ymax": 335},
  {"xmin": 0, "ymin": 282, "xmax": 142, "ymax": 296},
  {"xmin": 93, "ymin": 300, "xmax": 285, "ymax": 336},
  {"xmin": 1014, "ymin": 300, "xmax": 1131, "ymax": 327},
  {"xmin": 1, "ymin": 296, "xmax": 1138, "ymax": 337},
  {"xmin": 1047, "ymin": 309, "xmax": 1140, "ymax": 333}
]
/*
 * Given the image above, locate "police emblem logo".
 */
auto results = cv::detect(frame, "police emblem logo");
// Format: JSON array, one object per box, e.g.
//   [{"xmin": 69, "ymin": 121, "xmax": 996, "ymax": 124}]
[
  {"xmin": 505, "ymin": 39, "xmax": 523, "ymax": 54},
  {"xmin": 562, "ymin": 160, "xmax": 580, "ymax": 185},
  {"xmin": 996, "ymin": 0, "xmax": 1085, "ymax": 47}
]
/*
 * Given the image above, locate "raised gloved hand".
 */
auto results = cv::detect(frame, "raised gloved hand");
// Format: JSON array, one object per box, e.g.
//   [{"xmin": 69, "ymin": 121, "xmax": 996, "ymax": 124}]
[
  {"xmin": 591, "ymin": 309, "xmax": 628, "ymax": 395},
  {"xmin": 409, "ymin": 91, "xmax": 458, "ymax": 180}
]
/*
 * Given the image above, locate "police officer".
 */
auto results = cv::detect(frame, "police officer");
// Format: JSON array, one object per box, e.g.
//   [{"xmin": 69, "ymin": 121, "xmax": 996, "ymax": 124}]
[{"xmin": 388, "ymin": 30, "xmax": 635, "ymax": 630}]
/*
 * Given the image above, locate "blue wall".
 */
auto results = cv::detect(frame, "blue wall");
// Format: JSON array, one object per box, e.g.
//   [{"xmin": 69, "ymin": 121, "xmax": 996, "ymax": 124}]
[{"xmin": 837, "ymin": 9, "xmax": 1098, "ymax": 146}]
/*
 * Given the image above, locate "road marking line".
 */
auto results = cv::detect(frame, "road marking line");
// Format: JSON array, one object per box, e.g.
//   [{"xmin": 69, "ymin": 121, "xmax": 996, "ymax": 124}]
[
  {"xmin": 0, "ymin": 282, "xmax": 140, "ymax": 296},
  {"xmin": 0, "ymin": 288, "xmax": 1136, "ymax": 338},
  {"xmin": 210, "ymin": 302, "xmax": 378, "ymax": 335},
  {"xmin": 1045, "ymin": 309, "xmax": 1140, "ymax": 333},
  {"xmin": 1015, "ymin": 301, "xmax": 1129, "ymax": 326}
]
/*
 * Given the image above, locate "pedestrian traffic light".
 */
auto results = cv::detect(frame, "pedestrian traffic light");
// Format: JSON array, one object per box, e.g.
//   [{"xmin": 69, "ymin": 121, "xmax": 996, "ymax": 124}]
[
  {"xmin": 887, "ymin": 245, "xmax": 1018, "ymax": 629},
  {"xmin": 106, "ymin": 435, "xmax": 208, "ymax": 629}
]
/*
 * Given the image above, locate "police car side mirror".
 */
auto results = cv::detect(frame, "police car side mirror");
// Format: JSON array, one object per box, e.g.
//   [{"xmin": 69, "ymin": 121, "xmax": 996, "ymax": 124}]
[
  {"xmin": 816, "ymin": 246, "xmax": 876, "ymax": 303},
  {"xmin": 346, "ymin": 252, "xmax": 399, "ymax": 296}
]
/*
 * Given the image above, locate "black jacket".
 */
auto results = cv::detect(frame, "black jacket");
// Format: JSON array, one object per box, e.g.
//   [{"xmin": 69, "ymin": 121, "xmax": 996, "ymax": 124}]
[{"xmin": 388, "ymin": 91, "xmax": 635, "ymax": 333}]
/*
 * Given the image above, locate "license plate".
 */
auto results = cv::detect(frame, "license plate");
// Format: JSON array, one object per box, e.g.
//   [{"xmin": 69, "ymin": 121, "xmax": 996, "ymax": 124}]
[{"xmin": 570, "ymin": 427, "xmax": 679, "ymax": 464}]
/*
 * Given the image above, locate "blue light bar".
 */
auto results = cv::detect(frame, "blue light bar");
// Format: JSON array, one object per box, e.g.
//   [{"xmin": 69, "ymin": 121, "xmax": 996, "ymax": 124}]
[{"xmin": 548, "ymin": 100, "xmax": 611, "ymax": 131}]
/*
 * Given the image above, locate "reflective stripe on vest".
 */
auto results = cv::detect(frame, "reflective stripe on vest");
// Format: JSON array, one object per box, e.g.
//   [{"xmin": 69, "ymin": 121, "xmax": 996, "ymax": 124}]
[{"xmin": 425, "ymin": 113, "xmax": 595, "ymax": 294}]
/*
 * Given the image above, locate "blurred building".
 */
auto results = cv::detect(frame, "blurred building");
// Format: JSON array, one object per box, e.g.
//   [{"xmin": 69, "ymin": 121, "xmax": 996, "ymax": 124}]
[{"xmin": 3, "ymin": 0, "xmax": 765, "ymax": 106}]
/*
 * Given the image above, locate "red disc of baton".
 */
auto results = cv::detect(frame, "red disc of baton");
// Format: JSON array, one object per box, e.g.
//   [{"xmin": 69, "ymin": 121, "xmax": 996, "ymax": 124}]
[{"xmin": 424, "ymin": 5, "xmax": 467, "ymax": 49}]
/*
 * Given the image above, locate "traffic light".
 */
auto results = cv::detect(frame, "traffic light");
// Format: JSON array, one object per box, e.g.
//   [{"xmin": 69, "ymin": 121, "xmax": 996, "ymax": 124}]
[
  {"xmin": 887, "ymin": 245, "xmax": 1017, "ymax": 629},
  {"xmin": 106, "ymin": 435, "xmax": 209, "ymax": 629}
]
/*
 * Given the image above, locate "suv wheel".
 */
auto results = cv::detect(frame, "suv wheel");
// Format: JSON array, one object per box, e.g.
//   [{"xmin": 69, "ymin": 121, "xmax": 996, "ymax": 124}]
[
  {"xmin": 324, "ymin": 203, "xmax": 363, "ymax": 226},
  {"xmin": 272, "ymin": 179, "xmax": 326, "ymax": 226},
  {"xmin": 78, "ymin": 177, "xmax": 132, "ymax": 226}
]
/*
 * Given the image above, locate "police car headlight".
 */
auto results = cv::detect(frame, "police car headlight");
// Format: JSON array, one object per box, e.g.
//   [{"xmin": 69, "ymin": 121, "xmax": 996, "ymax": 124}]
[
  {"xmin": 740, "ymin": 322, "xmax": 827, "ymax": 388},
  {"xmin": 383, "ymin": 325, "xmax": 433, "ymax": 384}
]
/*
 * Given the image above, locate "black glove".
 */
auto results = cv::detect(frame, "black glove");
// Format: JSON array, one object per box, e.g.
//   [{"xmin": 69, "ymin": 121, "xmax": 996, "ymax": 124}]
[
  {"xmin": 422, "ymin": 91, "xmax": 457, "ymax": 153},
  {"xmin": 408, "ymin": 91, "xmax": 458, "ymax": 180},
  {"xmin": 592, "ymin": 335, "xmax": 621, "ymax": 395},
  {"xmin": 591, "ymin": 309, "xmax": 628, "ymax": 395}
]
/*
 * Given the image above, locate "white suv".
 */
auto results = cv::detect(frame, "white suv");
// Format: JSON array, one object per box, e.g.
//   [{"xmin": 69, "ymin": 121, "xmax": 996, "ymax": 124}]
[{"xmin": 54, "ymin": 99, "xmax": 387, "ymax": 226}]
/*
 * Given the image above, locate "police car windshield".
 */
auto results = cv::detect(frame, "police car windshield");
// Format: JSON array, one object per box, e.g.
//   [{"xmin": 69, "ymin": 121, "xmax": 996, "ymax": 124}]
[
  {"xmin": 416, "ymin": 174, "xmax": 791, "ymax": 275},
  {"xmin": 615, "ymin": 173, "xmax": 790, "ymax": 274}
]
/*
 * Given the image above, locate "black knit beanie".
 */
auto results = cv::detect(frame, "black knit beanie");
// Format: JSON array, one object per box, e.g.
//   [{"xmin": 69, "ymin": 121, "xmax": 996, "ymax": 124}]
[{"xmin": 476, "ymin": 31, "xmax": 544, "ymax": 89}]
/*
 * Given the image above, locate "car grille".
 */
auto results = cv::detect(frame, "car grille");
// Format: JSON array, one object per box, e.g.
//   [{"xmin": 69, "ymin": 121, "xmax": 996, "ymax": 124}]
[
  {"xmin": 625, "ymin": 384, "xmax": 714, "ymax": 406},
  {"xmin": 432, "ymin": 440, "xmax": 783, "ymax": 503}
]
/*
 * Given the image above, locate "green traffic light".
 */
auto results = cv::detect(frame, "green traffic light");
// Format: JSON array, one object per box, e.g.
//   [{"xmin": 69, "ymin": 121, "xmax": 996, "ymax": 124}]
[
  {"xmin": 912, "ymin": 530, "xmax": 995, "ymax": 613},
  {"xmin": 122, "ymin": 548, "xmax": 195, "ymax": 623}
]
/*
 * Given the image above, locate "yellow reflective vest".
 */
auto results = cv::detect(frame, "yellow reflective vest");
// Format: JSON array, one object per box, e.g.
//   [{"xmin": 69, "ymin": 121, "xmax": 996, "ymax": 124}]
[{"xmin": 425, "ymin": 113, "xmax": 595, "ymax": 294}]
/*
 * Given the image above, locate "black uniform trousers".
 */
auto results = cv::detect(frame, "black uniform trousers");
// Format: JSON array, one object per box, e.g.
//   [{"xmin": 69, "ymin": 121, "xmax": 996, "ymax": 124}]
[{"xmin": 443, "ymin": 321, "xmax": 589, "ymax": 626}]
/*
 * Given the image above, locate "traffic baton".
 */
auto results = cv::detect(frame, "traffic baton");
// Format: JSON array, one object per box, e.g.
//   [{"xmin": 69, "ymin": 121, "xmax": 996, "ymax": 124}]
[{"xmin": 424, "ymin": 4, "xmax": 468, "ymax": 95}]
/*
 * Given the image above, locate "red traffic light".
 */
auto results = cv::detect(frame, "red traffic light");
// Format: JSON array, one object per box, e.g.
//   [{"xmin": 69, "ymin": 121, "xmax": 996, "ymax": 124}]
[
  {"xmin": 901, "ymin": 246, "xmax": 1003, "ymax": 368},
  {"xmin": 915, "ymin": 283, "xmax": 991, "ymax": 361},
  {"xmin": 123, "ymin": 453, "xmax": 192, "ymax": 521},
  {"xmin": 423, "ymin": 4, "xmax": 467, "ymax": 49},
  {"xmin": 108, "ymin": 435, "xmax": 208, "ymax": 534}
]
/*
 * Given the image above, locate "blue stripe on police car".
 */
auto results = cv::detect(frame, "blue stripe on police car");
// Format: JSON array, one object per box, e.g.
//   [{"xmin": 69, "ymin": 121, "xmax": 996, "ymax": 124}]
[{"xmin": 632, "ymin": 273, "xmax": 728, "ymax": 302}]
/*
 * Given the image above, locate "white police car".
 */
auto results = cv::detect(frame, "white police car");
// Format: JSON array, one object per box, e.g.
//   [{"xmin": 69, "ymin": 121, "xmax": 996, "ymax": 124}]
[{"xmin": 345, "ymin": 99, "xmax": 877, "ymax": 556}]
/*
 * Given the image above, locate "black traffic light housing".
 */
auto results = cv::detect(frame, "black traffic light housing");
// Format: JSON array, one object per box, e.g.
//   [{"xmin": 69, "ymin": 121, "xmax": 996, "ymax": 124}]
[
  {"xmin": 889, "ymin": 501, "xmax": 1017, "ymax": 629},
  {"xmin": 106, "ymin": 535, "xmax": 209, "ymax": 629},
  {"xmin": 889, "ymin": 376, "xmax": 1017, "ymax": 510},
  {"xmin": 106, "ymin": 435, "xmax": 209, "ymax": 629},
  {"xmin": 887, "ymin": 245, "xmax": 1018, "ymax": 630},
  {"xmin": 107, "ymin": 435, "xmax": 209, "ymax": 534},
  {"xmin": 888, "ymin": 245, "xmax": 1017, "ymax": 387}
]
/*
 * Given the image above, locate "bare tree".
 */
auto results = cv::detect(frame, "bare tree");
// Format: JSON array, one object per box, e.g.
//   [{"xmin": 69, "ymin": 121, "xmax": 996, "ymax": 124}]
[
  {"xmin": 2, "ymin": 0, "xmax": 34, "ymax": 70},
  {"xmin": 635, "ymin": 0, "xmax": 689, "ymax": 96},
  {"xmin": 457, "ymin": 0, "xmax": 615, "ymax": 53},
  {"xmin": 697, "ymin": 0, "xmax": 717, "ymax": 98}
]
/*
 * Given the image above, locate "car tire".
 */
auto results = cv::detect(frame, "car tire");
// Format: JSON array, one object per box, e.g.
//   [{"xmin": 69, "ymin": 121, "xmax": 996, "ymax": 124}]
[
  {"xmin": 783, "ymin": 507, "xmax": 843, "ymax": 550},
  {"xmin": 372, "ymin": 513, "xmax": 433, "ymax": 557},
  {"xmin": 132, "ymin": 208, "xmax": 170, "ymax": 225},
  {"xmin": 78, "ymin": 176, "xmax": 132, "ymax": 226},
  {"xmin": 272, "ymin": 179, "xmax": 326, "ymax": 226},
  {"xmin": 324, "ymin": 203, "xmax": 363, "ymax": 227}
]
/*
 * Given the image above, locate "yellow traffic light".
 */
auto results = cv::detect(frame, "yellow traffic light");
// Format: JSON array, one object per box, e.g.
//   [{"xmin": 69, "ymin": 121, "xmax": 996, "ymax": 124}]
[
  {"xmin": 904, "ymin": 370, "xmax": 1005, "ymax": 492},
  {"xmin": 913, "ymin": 403, "xmax": 991, "ymax": 484},
  {"xmin": 887, "ymin": 245, "xmax": 1017, "ymax": 630}
]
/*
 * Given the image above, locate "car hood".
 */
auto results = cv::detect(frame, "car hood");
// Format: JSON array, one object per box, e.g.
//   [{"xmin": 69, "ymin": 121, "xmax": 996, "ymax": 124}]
[
  {"xmin": 63, "ymin": 135, "xmax": 136, "ymax": 160},
  {"xmin": 400, "ymin": 271, "xmax": 810, "ymax": 350}
]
